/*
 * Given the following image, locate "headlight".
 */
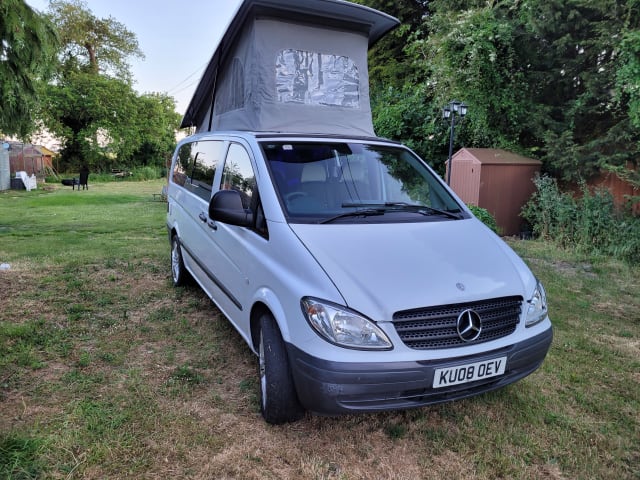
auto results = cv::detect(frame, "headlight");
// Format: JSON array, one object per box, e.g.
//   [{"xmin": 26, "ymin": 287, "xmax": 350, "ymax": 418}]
[
  {"xmin": 525, "ymin": 280, "xmax": 548, "ymax": 327},
  {"xmin": 301, "ymin": 297, "xmax": 392, "ymax": 350}
]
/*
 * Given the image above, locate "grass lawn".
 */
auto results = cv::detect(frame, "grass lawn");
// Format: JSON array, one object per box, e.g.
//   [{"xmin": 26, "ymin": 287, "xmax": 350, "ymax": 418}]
[{"xmin": 1, "ymin": 180, "xmax": 638, "ymax": 479}]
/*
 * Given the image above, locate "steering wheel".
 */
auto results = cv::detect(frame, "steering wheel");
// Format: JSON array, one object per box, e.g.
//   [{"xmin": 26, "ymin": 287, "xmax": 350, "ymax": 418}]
[{"xmin": 284, "ymin": 191, "xmax": 309, "ymax": 203}]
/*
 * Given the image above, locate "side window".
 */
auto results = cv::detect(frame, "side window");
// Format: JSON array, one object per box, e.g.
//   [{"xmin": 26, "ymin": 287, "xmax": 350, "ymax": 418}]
[
  {"xmin": 190, "ymin": 141, "xmax": 223, "ymax": 200},
  {"xmin": 172, "ymin": 140, "xmax": 223, "ymax": 201},
  {"xmin": 220, "ymin": 143, "xmax": 256, "ymax": 209},
  {"xmin": 172, "ymin": 142, "xmax": 194, "ymax": 187}
]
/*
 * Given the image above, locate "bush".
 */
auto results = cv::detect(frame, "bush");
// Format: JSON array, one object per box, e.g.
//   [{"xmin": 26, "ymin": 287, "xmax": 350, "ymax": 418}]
[
  {"xmin": 520, "ymin": 175, "xmax": 575, "ymax": 244},
  {"xmin": 130, "ymin": 166, "xmax": 164, "ymax": 181},
  {"xmin": 468, "ymin": 205, "xmax": 499, "ymax": 234},
  {"xmin": 52, "ymin": 166, "xmax": 166, "ymax": 183},
  {"xmin": 522, "ymin": 174, "xmax": 640, "ymax": 264}
]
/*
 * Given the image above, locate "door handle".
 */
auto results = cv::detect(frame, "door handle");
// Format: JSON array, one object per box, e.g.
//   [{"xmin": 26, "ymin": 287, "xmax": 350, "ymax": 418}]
[{"xmin": 199, "ymin": 212, "xmax": 217, "ymax": 230}]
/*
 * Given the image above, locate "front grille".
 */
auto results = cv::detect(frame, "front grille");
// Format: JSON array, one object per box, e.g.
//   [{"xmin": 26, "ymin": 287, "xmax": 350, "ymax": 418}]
[{"xmin": 393, "ymin": 296, "xmax": 522, "ymax": 349}]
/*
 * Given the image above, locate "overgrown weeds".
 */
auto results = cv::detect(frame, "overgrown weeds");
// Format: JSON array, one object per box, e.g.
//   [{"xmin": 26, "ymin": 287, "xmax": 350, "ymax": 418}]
[
  {"xmin": 522, "ymin": 174, "xmax": 640, "ymax": 264},
  {"xmin": 467, "ymin": 204, "xmax": 499, "ymax": 233}
]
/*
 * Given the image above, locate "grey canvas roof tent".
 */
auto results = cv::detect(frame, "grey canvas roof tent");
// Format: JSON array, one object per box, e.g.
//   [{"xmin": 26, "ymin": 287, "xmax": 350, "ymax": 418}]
[{"xmin": 181, "ymin": 0, "xmax": 399, "ymax": 136}]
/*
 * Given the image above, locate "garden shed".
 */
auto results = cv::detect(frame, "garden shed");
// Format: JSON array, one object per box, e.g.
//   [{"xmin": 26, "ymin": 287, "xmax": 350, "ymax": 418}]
[
  {"xmin": 448, "ymin": 148, "xmax": 541, "ymax": 236},
  {"xmin": 7, "ymin": 142, "xmax": 54, "ymax": 177}
]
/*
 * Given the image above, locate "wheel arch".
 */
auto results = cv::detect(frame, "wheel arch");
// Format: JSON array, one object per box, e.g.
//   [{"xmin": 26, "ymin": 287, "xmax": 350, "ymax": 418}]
[
  {"xmin": 169, "ymin": 224, "xmax": 180, "ymax": 241},
  {"xmin": 250, "ymin": 302, "xmax": 270, "ymax": 352},
  {"xmin": 249, "ymin": 289, "xmax": 292, "ymax": 353}
]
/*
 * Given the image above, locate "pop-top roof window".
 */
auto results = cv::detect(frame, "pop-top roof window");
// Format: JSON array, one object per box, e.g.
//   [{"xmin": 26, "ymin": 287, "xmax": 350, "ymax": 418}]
[{"xmin": 276, "ymin": 49, "xmax": 359, "ymax": 108}]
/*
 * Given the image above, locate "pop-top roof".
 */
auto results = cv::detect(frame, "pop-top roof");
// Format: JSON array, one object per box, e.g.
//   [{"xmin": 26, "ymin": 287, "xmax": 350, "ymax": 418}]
[{"xmin": 180, "ymin": 0, "xmax": 399, "ymax": 133}]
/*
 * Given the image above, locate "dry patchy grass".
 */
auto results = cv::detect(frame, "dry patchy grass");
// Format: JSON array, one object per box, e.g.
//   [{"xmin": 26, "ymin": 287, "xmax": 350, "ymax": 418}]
[
  {"xmin": 2, "ymin": 257, "xmax": 637, "ymax": 479},
  {"xmin": 1, "ymin": 184, "xmax": 638, "ymax": 479}
]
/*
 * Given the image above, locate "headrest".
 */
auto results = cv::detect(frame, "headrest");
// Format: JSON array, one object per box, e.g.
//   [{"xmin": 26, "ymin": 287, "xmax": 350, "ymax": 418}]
[
  {"xmin": 301, "ymin": 163, "xmax": 327, "ymax": 182},
  {"xmin": 342, "ymin": 159, "xmax": 366, "ymax": 182}
]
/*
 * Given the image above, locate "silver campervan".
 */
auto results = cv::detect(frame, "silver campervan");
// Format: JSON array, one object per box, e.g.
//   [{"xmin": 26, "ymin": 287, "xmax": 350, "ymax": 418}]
[{"xmin": 166, "ymin": 0, "xmax": 552, "ymax": 424}]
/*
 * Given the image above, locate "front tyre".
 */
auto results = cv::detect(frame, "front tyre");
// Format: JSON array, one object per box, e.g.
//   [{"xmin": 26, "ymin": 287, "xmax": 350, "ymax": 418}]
[
  {"xmin": 259, "ymin": 313, "xmax": 304, "ymax": 424},
  {"xmin": 170, "ymin": 235, "xmax": 190, "ymax": 287}
]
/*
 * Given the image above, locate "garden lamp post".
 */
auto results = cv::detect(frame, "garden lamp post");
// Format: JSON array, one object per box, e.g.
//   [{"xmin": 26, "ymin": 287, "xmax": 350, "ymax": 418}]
[{"xmin": 443, "ymin": 100, "xmax": 468, "ymax": 185}]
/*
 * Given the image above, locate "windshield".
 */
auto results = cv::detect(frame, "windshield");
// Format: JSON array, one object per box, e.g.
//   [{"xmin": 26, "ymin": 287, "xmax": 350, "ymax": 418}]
[{"xmin": 261, "ymin": 141, "xmax": 466, "ymax": 223}]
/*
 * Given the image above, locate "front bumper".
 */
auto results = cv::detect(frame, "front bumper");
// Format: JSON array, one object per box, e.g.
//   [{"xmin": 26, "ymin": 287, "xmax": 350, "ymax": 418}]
[{"xmin": 287, "ymin": 326, "xmax": 553, "ymax": 415}]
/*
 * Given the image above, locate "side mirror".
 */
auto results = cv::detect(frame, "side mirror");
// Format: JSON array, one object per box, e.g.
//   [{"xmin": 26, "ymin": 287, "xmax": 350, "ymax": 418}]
[{"xmin": 209, "ymin": 189, "xmax": 253, "ymax": 227}]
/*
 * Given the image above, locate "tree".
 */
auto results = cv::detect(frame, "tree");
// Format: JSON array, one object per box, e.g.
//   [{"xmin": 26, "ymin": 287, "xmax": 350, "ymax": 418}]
[
  {"xmin": 514, "ymin": 0, "xmax": 640, "ymax": 180},
  {"xmin": 616, "ymin": 29, "xmax": 640, "ymax": 130},
  {"xmin": 360, "ymin": 0, "xmax": 640, "ymax": 180},
  {"xmin": 129, "ymin": 93, "xmax": 182, "ymax": 169},
  {"xmin": 423, "ymin": 2, "xmax": 532, "ymax": 150},
  {"xmin": 43, "ymin": 71, "xmax": 138, "ymax": 170},
  {"xmin": 39, "ymin": 0, "xmax": 179, "ymax": 172},
  {"xmin": 351, "ymin": 1, "xmax": 447, "ymax": 166},
  {"xmin": 0, "ymin": 0, "xmax": 58, "ymax": 137},
  {"xmin": 43, "ymin": 71, "xmax": 181, "ymax": 172},
  {"xmin": 47, "ymin": 0, "xmax": 143, "ymax": 81},
  {"xmin": 371, "ymin": 84, "xmax": 445, "ymax": 169},
  {"xmin": 353, "ymin": 0, "xmax": 429, "ymax": 88}
]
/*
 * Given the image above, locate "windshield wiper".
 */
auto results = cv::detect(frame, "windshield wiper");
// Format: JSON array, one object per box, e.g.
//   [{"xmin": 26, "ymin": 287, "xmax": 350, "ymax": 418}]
[
  {"xmin": 319, "ymin": 208, "xmax": 385, "ymax": 224},
  {"xmin": 341, "ymin": 202, "xmax": 463, "ymax": 220}
]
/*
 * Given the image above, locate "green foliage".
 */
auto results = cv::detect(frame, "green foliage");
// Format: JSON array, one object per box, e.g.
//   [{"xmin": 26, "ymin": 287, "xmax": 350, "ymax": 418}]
[
  {"xmin": 42, "ymin": 71, "xmax": 138, "ymax": 169},
  {"xmin": 616, "ymin": 29, "xmax": 640, "ymax": 129},
  {"xmin": 42, "ymin": 74, "xmax": 180, "ymax": 172},
  {"xmin": 359, "ymin": 0, "xmax": 640, "ymax": 180},
  {"xmin": 127, "ymin": 93, "xmax": 182, "ymax": 169},
  {"xmin": 521, "ymin": 175, "xmax": 640, "ymax": 264},
  {"xmin": 129, "ymin": 166, "xmax": 166, "ymax": 181},
  {"xmin": 37, "ymin": 1, "xmax": 181, "ymax": 172},
  {"xmin": 520, "ymin": 175, "xmax": 576, "ymax": 243},
  {"xmin": 467, "ymin": 205, "xmax": 499, "ymax": 234},
  {"xmin": 0, "ymin": 0, "xmax": 58, "ymax": 137},
  {"xmin": 357, "ymin": 0, "xmax": 429, "ymax": 89},
  {"xmin": 371, "ymin": 85, "xmax": 443, "ymax": 168},
  {"xmin": 460, "ymin": 0, "xmax": 639, "ymax": 178},
  {"xmin": 424, "ymin": 3, "xmax": 530, "ymax": 150}
]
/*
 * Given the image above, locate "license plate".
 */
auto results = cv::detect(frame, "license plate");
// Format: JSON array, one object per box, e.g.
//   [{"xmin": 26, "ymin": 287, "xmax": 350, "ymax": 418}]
[{"xmin": 433, "ymin": 356, "xmax": 507, "ymax": 388}]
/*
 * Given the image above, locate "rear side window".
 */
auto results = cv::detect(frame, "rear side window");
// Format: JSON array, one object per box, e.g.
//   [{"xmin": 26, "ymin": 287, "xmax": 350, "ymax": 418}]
[
  {"xmin": 172, "ymin": 143, "xmax": 194, "ymax": 187},
  {"xmin": 172, "ymin": 140, "xmax": 224, "ymax": 200}
]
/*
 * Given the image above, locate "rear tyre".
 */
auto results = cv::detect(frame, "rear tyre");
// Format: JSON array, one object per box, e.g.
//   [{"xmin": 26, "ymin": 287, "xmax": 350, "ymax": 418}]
[
  {"xmin": 259, "ymin": 312, "xmax": 304, "ymax": 424},
  {"xmin": 170, "ymin": 235, "xmax": 190, "ymax": 287}
]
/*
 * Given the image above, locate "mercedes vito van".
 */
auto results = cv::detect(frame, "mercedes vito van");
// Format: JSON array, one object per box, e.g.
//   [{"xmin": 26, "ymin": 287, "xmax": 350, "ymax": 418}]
[
  {"xmin": 166, "ymin": 132, "xmax": 553, "ymax": 424},
  {"xmin": 168, "ymin": 0, "xmax": 551, "ymax": 424}
]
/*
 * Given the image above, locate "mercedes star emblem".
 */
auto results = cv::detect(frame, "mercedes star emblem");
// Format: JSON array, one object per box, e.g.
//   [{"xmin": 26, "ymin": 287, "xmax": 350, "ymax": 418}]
[{"xmin": 456, "ymin": 309, "xmax": 482, "ymax": 342}]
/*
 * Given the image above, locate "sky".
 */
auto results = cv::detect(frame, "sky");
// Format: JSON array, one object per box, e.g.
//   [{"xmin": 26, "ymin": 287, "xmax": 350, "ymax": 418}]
[{"xmin": 26, "ymin": 0, "xmax": 244, "ymax": 115}]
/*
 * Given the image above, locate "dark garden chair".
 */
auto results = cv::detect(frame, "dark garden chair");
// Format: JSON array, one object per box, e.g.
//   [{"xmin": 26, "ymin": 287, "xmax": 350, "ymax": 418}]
[{"xmin": 78, "ymin": 167, "xmax": 89, "ymax": 190}]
